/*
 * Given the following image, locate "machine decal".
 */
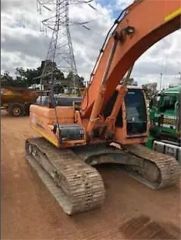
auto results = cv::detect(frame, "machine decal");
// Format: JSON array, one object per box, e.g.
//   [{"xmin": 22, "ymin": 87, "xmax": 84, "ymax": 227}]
[
  {"xmin": 163, "ymin": 117, "xmax": 176, "ymax": 125},
  {"xmin": 165, "ymin": 7, "xmax": 181, "ymax": 22}
]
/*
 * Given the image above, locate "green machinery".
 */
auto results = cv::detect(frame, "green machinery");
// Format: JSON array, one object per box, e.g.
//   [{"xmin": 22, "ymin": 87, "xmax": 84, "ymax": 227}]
[{"xmin": 146, "ymin": 85, "xmax": 181, "ymax": 163}]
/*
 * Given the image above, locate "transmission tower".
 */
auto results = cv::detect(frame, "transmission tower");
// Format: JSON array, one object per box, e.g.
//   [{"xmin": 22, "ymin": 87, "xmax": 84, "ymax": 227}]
[{"xmin": 37, "ymin": 0, "xmax": 94, "ymax": 94}]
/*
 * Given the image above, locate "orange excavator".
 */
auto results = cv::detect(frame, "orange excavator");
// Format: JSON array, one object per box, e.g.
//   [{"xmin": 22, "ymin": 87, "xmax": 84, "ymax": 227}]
[{"xmin": 26, "ymin": 0, "xmax": 181, "ymax": 215}]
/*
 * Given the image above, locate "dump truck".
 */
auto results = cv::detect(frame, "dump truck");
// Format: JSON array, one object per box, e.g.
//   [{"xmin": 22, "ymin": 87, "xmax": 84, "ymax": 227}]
[
  {"xmin": 146, "ymin": 85, "xmax": 181, "ymax": 163},
  {"xmin": 1, "ymin": 87, "xmax": 39, "ymax": 117}
]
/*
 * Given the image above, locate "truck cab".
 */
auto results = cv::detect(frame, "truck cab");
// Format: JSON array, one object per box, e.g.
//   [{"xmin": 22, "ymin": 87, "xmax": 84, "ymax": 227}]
[{"xmin": 147, "ymin": 85, "xmax": 181, "ymax": 162}]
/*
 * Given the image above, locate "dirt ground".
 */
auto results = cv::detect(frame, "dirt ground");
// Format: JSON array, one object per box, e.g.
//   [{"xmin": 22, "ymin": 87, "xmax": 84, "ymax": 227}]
[{"xmin": 1, "ymin": 111, "xmax": 181, "ymax": 240}]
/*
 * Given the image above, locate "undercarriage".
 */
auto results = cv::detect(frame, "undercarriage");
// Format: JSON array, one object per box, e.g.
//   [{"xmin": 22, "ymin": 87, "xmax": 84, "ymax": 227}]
[{"xmin": 25, "ymin": 137, "xmax": 180, "ymax": 215}]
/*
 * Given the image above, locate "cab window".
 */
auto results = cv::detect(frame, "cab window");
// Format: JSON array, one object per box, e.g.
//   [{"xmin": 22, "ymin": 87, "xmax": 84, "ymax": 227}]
[{"xmin": 160, "ymin": 95, "xmax": 177, "ymax": 112}]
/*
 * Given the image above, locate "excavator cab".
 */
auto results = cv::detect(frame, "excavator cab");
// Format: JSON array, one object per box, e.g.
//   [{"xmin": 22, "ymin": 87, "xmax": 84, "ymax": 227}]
[{"xmin": 103, "ymin": 86, "xmax": 148, "ymax": 145}]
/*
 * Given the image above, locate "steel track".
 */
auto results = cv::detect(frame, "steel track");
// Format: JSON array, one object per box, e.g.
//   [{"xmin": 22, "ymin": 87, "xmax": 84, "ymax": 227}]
[
  {"xmin": 74, "ymin": 143, "xmax": 180, "ymax": 189},
  {"xmin": 25, "ymin": 138, "xmax": 180, "ymax": 215},
  {"xmin": 125, "ymin": 144, "xmax": 181, "ymax": 189},
  {"xmin": 25, "ymin": 137, "xmax": 105, "ymax": 215}
]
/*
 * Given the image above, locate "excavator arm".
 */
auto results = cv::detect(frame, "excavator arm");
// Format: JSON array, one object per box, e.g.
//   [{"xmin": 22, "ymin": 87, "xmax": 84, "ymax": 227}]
[{"xmin": 81, "ymin": 0, "xmax": 181, "ymax": 135}]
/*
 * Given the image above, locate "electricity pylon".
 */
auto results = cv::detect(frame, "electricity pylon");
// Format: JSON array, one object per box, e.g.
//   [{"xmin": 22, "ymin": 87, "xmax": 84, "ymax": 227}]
[{"xmin": 37, "ymin": 0, "xmax": 94, "ymax": 93}]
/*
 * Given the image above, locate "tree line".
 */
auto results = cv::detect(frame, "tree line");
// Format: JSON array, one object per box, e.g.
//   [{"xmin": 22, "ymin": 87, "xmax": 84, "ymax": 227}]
[{"xmin": 1, "ymin": 61, "xmax": 85, "ymax": 91}]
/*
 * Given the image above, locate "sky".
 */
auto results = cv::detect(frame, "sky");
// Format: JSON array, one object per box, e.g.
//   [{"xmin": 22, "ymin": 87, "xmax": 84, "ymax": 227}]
[{"xmin": 1, "ymin": 0, "xmax": 181, "ymax": 89}]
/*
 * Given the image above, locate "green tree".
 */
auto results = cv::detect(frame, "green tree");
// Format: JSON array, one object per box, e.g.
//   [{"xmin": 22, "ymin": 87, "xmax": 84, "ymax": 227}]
[
  {"xmin": 142, "ymin": 83, "xmax": 158, "ymax": 100},
  {"xmin": 66, "ymin": 72, "xmax": 85, "ymax": 88},
  {"xmin": 15, "ymin": 67, "xmax": 42, "ymax": 86},
  {"xmin": 1, "ymin": 71, "xmax": 27, "ymax": 87},
  {"xmin": 1, "ymin": 61, "xmax": 85, "ymax": 91},
  {"xmin": 1, "ymin": 71, "xmax": 14, "ymax": 87}
]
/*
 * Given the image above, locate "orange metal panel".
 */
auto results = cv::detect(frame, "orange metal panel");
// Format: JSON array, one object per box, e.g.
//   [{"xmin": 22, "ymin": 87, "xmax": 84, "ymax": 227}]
[
  {"xmin": 30, "ymin": 105, "xmax": 75, "ymax": 124},
  {"xmin": 30, "ymin": 105, "xmax": 86, "ymax": 147}
]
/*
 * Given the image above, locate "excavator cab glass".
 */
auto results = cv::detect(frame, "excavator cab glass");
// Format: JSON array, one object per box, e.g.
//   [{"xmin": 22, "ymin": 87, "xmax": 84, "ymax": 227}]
[{"xmin": 125, "ymin": 89, "xmax": 147, "ymax": 135}]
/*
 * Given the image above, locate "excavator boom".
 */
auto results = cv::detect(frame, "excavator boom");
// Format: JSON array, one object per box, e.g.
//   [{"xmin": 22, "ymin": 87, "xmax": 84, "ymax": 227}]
[{"xmin": 81, "ymin": 0, "xmax": 181, "ymax": 128}]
